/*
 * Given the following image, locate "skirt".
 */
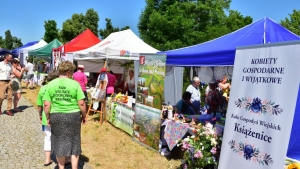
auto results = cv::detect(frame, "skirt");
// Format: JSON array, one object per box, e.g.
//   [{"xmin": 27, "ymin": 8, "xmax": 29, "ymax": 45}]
[{"xmin": 50, "ymin": 112, "xmax": 82, "ymax": 156}]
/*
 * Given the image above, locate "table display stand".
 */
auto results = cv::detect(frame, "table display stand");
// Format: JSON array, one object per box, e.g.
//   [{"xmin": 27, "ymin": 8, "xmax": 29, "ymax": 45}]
[{"xmin": 87, "ymin": 99, "xmax": 106, "ymax": 125}]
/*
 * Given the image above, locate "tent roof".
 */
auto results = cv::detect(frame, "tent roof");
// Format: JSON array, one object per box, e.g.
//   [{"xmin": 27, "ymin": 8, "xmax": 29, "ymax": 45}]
[
  {"xmin": 19, "ymin": 39, "xmax": 48, "ymax": 53},
  {"xmin": 160, "ymin": 17, "xmax": 300, "ymax": 66},
  {"xmin": 29, "ymin": 39, "xmax": 62, "ymax": 57},
  {"xmin": 72, "ymin": 29, "xmax": 159, "ymax": 60},
  {"xmin": 12, "ymin": 41, "xmax": 39, "ymax": 54},
  {"xmin": 53, "ymin": 29, "xmax": 100, "ymax": 53},
  {"xmin": 0, "ymin": 48, "xmax": 17, "ymax": 57}
]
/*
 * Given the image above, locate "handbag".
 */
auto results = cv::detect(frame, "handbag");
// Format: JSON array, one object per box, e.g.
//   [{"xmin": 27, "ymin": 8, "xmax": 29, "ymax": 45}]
[{"xmin": 11, "ymin": 78, "xmax": 20, "ymax": 91}]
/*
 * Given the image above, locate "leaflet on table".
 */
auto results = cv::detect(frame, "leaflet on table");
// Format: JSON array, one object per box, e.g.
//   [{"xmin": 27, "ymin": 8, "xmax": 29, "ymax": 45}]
[
  {"xmin": 219, "ymin": 42, "xmax": 300, "ymax": 169},
  {"xmin": 133, "ymin": 103, "xmax": 161, "ymax": 150}
]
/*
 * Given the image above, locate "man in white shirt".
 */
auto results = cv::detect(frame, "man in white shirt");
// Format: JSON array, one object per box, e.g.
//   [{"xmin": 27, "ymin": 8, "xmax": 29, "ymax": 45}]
[
  {"xmin": 0, "ymin": 53, "xmax": 14, "ymax": 116},
  {"xmin": 186, "ymin": 76, "xmax": 201, "ymax": 113},
  {"xmin": 25, "ymin": 58, "xmax": 34, "ymax": 90}
]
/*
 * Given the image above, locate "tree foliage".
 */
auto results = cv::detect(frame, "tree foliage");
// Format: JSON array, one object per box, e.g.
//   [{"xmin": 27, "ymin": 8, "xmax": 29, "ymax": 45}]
[
  {"xmin": 280, "ymin": 9, "xmax": 300, "ymax": 36},
  {"xmin": 12, "ymin": 36, "xmax": 23, "ymax": 49},
  {"xmin": 84, "ymin": 8, "xmax": 100, "ymax": 36},
  {"xmin": 138, "ymin": 0, "xmax": 252, "ymax": 51},
  {"xmin": 5, "ymin": 30, "xmax": 13, "ymax": 49},
  {"xmin": 61, "ymin": 8, "xmax": 99, "ymax": 43},
  {"xmin": 43, "ymin": 20, "xmax": 60, "ymax": 43},
  {"xmin": 0, "ymin": 36, "xmax": 5, "ymax": 48},
  {"xmin": 99, "ymin": 18, "xmax": 130, "ymax": 39}
]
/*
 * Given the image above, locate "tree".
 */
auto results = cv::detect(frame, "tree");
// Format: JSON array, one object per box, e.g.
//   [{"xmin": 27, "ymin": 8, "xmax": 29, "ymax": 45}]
[
  {"xmin": 84, "ymin": 8, "xmax": 100, "ymax": 36},
  {"xmin": 280, "ymin": 9, "xmax": 300, "ymax": 36},
  {"xmin": 5, "ymin": 30, "xmax": 13, "ymax": 49},
  {"xmin": 138, "ymin": 0, "xmax": 252, "ymax": 51},
  {"xmin": 12, "ymin": 36, "xmax": 23, "ymax": 49},
  {"xmin": 61, "ymin": 8, "xmax": 100, "ymax": 43},
  {"xmin": 43, "ymin": 20, "xmax": 60, "ymax": 43},
  {"xmin": 99, "ymin": 18, "xmax": 130, "ymax": 39},
  {"xmin": 0, "ymin": 36, "xmax": 5, "ymax": 48},
  {"xmin": 61, "ymin": 13, "xmax": 85, "ymax": 42},
  {"xmin": 225, "ymin": 10, "xmax": 252, "ymax": 32}
]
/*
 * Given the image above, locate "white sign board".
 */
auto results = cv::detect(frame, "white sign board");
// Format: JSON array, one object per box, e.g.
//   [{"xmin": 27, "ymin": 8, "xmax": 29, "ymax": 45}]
[{"xmin": 218, "ymin": 42, "xmax": 300, "ymax": 169}]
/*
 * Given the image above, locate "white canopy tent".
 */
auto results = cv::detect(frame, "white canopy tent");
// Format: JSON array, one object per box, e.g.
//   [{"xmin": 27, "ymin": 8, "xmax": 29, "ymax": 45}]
[
  {"xmin": 18, "ymin": 39, "xmax": 48, "ymax": 65},
  {"xmin": 71, "ymin": 29, "xmax": 159, "ymax": 61},
  {"xmin": 70, "ymin": 29, "xmax": 183, "ymax": 105}
]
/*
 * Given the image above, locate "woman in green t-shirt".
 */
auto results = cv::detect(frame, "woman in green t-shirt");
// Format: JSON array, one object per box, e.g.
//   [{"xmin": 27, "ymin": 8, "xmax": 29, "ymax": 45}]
[
  {"xmin": 36, "ymin": 69, "xmax": 59, "ymax": 166},
  {"xmin": 43, "ymin": 61, "xmax": 87, "ymax": 169}
]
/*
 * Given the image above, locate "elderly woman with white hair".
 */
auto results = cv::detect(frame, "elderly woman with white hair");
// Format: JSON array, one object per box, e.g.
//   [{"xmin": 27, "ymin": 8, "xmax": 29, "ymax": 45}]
[{"xmin": 186, "ymin": 76, "xmax": 201, "ymax": 113}]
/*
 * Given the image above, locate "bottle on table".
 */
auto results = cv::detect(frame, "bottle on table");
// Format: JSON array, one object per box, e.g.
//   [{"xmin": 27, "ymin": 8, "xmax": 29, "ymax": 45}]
[{"xmin": 167, "ymin": 102, "xmax": 173, "ymax": 120}]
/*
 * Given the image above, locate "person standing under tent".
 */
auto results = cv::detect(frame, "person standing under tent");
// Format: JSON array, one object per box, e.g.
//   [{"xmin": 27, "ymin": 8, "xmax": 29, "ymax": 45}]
[
  {"xmin": 186, "ymin": 76, "xmax": 201, "ymax": 113},
  {"xmin": 205, "ymin": 80, "xmax": 223, "ymax": 118},
  {"xmin": 25, "ymin": 58, "xmax": 35, "ymax": 90},
  {"xmin": 218, "ymin": 75, "xmax": 231, "ymax": 101},
  {"xmin": 125, "ymin": 70, "xmax": 135, "ymax": 98},
  {"xmin": 44, "ymin": 62, "xmax": 50, "ymax": 74},
  {"xmin": 73, "ymin": 65, "xmax": 88, "ymax": 103},
  {"xmin": 106, "ymin": 69, "xmax": 117, "ymax": 97},
  {"xmin": 0, "ymin": 53, "xmax": 14, "ymax": 116}
]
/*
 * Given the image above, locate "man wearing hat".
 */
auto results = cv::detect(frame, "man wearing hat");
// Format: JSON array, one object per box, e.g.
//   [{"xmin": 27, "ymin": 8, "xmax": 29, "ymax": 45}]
[{"xmin": 73, "ymin": 65, "xmax": 88, "ymax": 102}]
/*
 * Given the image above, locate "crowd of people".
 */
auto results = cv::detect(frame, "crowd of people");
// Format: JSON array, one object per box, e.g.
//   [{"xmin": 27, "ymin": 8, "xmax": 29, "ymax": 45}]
[{"xmin": 0, "ymin": 54, "xmax": 88, "ymax": 169}]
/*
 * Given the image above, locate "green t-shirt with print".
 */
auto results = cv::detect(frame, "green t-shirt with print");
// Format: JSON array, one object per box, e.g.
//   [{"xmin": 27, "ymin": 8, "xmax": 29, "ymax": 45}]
[
  {"xmin": 43, "ymin": 78, "xmax": 85, "ymax": 113},
  {"xmin": 36, "ymin": 85, "xmax": 48, "ymax": 125}
]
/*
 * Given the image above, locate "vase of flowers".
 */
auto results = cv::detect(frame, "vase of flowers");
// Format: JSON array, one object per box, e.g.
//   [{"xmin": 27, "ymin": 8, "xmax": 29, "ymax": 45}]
[{"xmin": 177, "ymin": 123, "xmax": 222, "ymax": 169}]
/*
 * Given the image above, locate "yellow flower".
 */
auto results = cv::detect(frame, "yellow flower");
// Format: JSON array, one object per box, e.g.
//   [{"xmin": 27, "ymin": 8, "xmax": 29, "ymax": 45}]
[{"xmin": 288, "ymin": 163, "xmax": 300, "ymax": 169}]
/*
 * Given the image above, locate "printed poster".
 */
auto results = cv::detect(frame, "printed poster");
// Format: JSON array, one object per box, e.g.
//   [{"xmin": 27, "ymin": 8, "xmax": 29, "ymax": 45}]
[
  {"xmin": 113, "ymin": 104, "xmax": 135, "ymax": 136},
  {"xmin": 137, "ymin": 54, "xmax": 166, "ymax": 110},
  {"xmin": 218, "ymin": 43, "xmax": 300, "ymax": 169},
  {"xmin": 105, "ymin": 98, "xmax": 134, "ymax": 135},
  {"xmin": 133, "ymin": 103, "xmax": 161, "ymax": 150}
]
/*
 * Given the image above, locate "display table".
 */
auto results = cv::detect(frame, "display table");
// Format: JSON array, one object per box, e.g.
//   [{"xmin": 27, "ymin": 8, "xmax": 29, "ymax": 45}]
[
  {"xmin": 106, "ymin": 100, "xmax": 135, "ymax": 136},
  {"xmin": 162, "ymin": 120, "xmax": 190, "ymax": 151},
  {"xmin": 161, "ymin": 117, "xmax": 225, "ymax": 151}
]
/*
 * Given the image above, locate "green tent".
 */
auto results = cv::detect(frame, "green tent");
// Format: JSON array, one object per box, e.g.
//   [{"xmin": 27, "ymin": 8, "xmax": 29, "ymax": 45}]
[{"xmin": 28, "ymin": 39, "xmax": 62, "ymax": 57}]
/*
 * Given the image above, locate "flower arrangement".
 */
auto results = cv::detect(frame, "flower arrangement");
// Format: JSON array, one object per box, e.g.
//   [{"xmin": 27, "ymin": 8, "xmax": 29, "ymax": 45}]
[
  {"xmin": 284, "ymin": 159, "xmax": 300, "ymax": 169},
  {"xmin": 177, "ymin": 123, "xmax": 222, "ymax": 169},
  {"xmin": 228, "ymin": 140, "xmax": 273, "ymax": 165},
  {"xmin": 286, "ymin": 163, "xmax": 300, "ymax": 169}
]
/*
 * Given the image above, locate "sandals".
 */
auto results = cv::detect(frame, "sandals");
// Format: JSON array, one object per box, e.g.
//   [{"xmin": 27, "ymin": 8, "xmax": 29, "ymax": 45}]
[{"xmin": 44, "ymin": 160, "xmax": 53, "ymax": 166}]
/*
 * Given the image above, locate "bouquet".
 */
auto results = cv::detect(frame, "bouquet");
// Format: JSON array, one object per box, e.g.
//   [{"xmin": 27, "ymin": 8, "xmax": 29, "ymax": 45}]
[
  {"xmin": 177, "ymin": 123, "xmax": 222, "ymax": 169},
  {"xmin": 284, "ymin": 159, "xmax": 300, "ymax": 169}
]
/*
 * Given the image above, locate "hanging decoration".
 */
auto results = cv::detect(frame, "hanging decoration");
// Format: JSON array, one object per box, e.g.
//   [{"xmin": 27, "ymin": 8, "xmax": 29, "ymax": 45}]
[
  {"xmin": 198, "ymin": 67, "xmax": 214, "ymax": 84},
  {"xmin": 213, "ymin": 66, "xmax": 227, "ymax": 81},
  {"xmin": 227, "ymin": 66, "xmax": 234, "ymax": 79}
]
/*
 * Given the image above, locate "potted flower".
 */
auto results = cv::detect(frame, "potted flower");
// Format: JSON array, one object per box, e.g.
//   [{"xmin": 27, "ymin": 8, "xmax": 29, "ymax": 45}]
[{"xmin": 177, "ymin": 123, "xmax": 222, "ymax": 169}]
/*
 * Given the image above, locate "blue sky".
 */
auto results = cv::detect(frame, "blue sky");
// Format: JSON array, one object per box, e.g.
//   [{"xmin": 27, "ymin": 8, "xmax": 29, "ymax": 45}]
[{"xmin": 0, "ymin": 0, "xmax": 299, "ymax": 45}]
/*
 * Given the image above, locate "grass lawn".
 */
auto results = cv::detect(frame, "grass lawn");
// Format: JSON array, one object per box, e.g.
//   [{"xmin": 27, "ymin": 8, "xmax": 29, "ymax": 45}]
[{"xmin": 21, "ymin": 82, "xmax": 181, "ymax": 169}]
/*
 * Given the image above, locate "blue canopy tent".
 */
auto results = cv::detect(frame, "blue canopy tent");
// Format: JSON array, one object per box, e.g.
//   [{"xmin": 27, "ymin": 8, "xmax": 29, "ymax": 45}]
[
  {"xmin": 0, "ymin": 48, "xmax": 17, "ymax": 57},
  {"xmin": 160, "ymin": 17, "xmax": 300, "ymax": 161},
  {"xmin": 12, "ymin": 40, "xmax": 38, "ymax": 55},
  {"xmin": 160, "ymin": 17, "xmax": 300, "ymax": 66}
]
